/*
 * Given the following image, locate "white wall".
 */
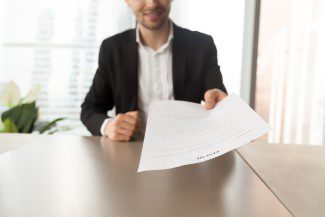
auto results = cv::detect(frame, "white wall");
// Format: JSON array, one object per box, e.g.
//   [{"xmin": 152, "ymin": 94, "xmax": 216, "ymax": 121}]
[{"xmin": 171, "ymin": 0, "xmax": 246, "ymax": 94}]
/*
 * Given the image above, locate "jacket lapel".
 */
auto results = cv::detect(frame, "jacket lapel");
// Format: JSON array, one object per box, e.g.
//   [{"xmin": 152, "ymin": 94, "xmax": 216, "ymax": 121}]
[
  {"xmin": 172, "ymin": 24, "xmax": 187, "ymax": 100},
  {"xmin": 123, "ymin": 29, "xmax": 138, "ymax": 111}
]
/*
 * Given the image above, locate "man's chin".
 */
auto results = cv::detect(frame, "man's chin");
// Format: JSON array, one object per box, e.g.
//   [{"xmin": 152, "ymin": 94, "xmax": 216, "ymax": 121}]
[{"xmin": 140, "ymin": 19, "xmax": 168, "ymax": 31}]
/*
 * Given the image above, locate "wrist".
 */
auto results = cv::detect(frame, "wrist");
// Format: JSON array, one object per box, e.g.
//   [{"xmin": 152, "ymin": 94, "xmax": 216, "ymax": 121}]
[{"xmin": 100, "ymin": 117, "xmax": 114, "ymax": 136}]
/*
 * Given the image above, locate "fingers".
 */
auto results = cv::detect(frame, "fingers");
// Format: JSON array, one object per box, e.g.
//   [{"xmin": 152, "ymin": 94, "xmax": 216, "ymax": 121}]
[
  {"xmin": 106, "ymin": 123, "xmax": 133, "ymax": 142},
  {"xmin": 204, "ymin": 91, "xmax": 223, "ymax": 109},
  {"xmin": 105, "ymin": 111, "xmax": 140, "ymax": 142},
  {"xmin": 115, "ymin": 115, "xmax": 137, "ymax": 135},
  {"xmin": 119, "ymin": 121, "xmax": 137, "ymax": 131},
  {"xmin": 116, "ymin": 127, "xmax": 133, "ymax": 137},
  {"xmin": 117, "ymin": 113, "xmax": 137, "ymax": 125},
  {"xmin": 204, "ymin": 89, "xmax": 227, "ymax": 110},
  {"xmin": 109, "ymin": 133, "xmax": 131, "ymax": 142},
  {"xmin": 126, "ymin": 111, "xmax": 140, "ymax": 128},
  {"xmin": 120, "ymin": 112, "xmax": 140, "ymax": 130}
]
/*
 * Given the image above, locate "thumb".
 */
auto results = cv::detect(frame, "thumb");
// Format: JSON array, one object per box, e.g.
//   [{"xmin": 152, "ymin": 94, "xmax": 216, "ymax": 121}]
[
  {"xmin": 204, "ymin": 91, "xmax": 217, "ymax": 110},
  {"xmin": 204, "ymin": 89, "xmax": 227, "ymax": 110}
]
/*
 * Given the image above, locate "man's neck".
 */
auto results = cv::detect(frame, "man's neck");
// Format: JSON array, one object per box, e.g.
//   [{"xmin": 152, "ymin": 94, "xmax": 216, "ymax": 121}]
[{"xmin": 138, "ymin": 20, "xmax": 171, "ymax": 51}]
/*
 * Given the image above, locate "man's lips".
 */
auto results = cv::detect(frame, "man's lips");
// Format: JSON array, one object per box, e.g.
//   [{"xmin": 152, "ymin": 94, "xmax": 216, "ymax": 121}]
[{"xmin": 143, "ymin": 10, "xmax": 163, "ymax": 20}]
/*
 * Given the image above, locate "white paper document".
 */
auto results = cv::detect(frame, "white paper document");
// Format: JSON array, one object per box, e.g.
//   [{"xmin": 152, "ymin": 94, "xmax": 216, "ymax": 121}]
[{"xmin": 138, "ymin": 93, "xmax": 270, "ymax": 172}]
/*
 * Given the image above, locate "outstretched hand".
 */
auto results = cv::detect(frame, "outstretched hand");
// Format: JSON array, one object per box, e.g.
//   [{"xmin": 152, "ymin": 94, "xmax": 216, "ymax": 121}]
[{"xmin": 203, "ymin": 89, "xmax": 227, "ymax": 110}]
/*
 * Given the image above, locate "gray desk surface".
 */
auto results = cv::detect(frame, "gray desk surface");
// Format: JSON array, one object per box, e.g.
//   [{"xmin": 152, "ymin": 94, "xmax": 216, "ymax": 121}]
[
  {"xmin": 238, "ymin": 142, "xmax": 325, "ymax": 217},
  {"xmin": 0, "ymin": 135, "xmax": 290, "ymax": 217},
  {"xmin": 0, "ymin": 133, "xmax": 39, "ymax": 154}
]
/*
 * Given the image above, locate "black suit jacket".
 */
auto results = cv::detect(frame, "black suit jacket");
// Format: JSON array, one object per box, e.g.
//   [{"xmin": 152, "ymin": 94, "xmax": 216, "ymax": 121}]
[{"xmin": 81, "ymin": 24, "xmax": 227, "ymax": 135}]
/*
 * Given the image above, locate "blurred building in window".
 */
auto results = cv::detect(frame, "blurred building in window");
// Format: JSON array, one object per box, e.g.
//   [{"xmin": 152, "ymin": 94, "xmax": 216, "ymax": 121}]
[{"xmin": 0, "ymin": 0, "xmax": 133, "ymax": 134}]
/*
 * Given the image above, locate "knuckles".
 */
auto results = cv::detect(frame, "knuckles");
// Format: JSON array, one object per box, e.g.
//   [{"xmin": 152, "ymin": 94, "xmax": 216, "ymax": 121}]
[{"xmin": 106, "ymin": 112, "xmax": 140, "ymax": 142}]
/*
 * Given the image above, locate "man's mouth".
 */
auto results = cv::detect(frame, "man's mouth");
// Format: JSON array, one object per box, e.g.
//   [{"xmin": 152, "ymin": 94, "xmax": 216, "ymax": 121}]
[{"xmin": 144, "ymin": 10, "xmax": 163, "ymax": 20}]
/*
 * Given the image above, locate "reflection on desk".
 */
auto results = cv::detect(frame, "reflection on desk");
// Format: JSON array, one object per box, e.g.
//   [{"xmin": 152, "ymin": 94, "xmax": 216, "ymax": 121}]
[{"xmin": 0, "ymin": 135, "xmax": 290, "ymax": 217}]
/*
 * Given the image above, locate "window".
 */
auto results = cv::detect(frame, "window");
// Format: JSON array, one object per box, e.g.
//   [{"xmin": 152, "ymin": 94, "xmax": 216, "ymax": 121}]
[
  {"xmin": 1, "ymin": 0, "xmax": 246, "ymax": 135},
  {"xmin": 255, "ymin": 0, "xmax": 325, "ymax": 145},
  {"xmin": 0, "ymin": 0, "xmax": 134, "ymax": 134}
]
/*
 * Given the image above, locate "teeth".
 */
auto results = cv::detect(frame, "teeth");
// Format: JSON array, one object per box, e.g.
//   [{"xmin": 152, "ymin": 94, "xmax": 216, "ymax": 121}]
[{"xmin": 145, "ymin": 11, "xmax": 161, "ymax": 16}]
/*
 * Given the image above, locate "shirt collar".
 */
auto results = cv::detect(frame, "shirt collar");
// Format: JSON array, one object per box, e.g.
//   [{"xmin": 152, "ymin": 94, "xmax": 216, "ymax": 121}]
[{"xmin": 136, "ymin": 20, "xmax": 174, "ymax": 52}]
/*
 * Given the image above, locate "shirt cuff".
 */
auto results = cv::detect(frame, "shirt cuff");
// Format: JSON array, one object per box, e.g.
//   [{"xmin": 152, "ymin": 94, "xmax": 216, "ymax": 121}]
[{"xmin": 100, "ymin": 117, "xmax": 114, "ymax": 136}]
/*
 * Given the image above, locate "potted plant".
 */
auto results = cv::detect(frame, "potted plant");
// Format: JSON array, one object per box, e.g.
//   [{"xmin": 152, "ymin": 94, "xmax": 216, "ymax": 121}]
[{"xmin": 0, "ymin": 81, "xmax": 66, "ymax": 134}]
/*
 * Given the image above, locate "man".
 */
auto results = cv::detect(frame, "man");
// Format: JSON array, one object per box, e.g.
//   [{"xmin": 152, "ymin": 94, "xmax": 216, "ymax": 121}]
[{"xmin": 81, "ymin": 0, "xmax": 227, "ymax": 141}]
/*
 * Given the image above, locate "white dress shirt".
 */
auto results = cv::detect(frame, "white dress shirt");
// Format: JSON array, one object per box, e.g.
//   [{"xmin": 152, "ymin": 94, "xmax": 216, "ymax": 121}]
[{"xmin": 101, "ymin": 23, "xmax": 174, "ymax": 136}]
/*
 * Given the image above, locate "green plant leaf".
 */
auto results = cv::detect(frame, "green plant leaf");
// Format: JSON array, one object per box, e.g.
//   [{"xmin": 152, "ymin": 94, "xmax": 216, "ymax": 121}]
[
  {"xmin": 0, "ymin": 118, "xmax": 19, "ymax": 133},
  {"xmin": 33, "ymin": 121, "xmax": 49, "ymax": 132},
  {"xmin": 48, "ymin": 129, "xmax": 59, "ymax": 134},
  {"xmin": 1, "ymin": 101, "xmax": 38, "ymax": 133},
  {"xmin": 38, "ymin": 118, "xmax": 65, "ymax": 134}
]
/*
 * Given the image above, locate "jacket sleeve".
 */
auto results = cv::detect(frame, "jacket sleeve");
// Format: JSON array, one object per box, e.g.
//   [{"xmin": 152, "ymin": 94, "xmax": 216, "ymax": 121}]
[
  {"xmin": 203, "ymin": 36, "xmax": 227, "ymax": 94},
  {"xmin": 80, "ymin": 41, "xmax": 115, "ymax": 135}
]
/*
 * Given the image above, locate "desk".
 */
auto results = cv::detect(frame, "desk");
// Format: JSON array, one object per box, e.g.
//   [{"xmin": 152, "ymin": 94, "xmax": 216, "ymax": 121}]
[
  {"xmin": 0, "ymin": 135, "xmax": 290, "ymax": 217},
  {"xmin": 0, "ymin": 133, "xmax": 39, "ymax": 154},
  {"xmin": 238, "ymin": 142, "xmax": 325, "ymax": 217}
]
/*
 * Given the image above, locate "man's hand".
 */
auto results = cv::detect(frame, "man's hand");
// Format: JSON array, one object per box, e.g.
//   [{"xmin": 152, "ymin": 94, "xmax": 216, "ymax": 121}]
[
  {"xmin": 204, "ymin": 89, "xmax": 227, "ymax": 110},
  {"xmin": 104, "ymin": 111, "xmax": 139, "ymax": 142}
]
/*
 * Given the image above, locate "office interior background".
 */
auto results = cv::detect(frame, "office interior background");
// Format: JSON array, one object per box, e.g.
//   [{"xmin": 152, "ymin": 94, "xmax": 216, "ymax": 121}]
[{"xmin": 0, "ymin": 0, "xmax": 324, "ymax": 145}]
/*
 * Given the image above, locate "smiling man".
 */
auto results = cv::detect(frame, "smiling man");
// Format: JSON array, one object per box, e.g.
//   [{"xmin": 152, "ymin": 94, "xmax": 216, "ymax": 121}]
[{"xmin": 81, "ymin": 0, "xmax": 227, "ymax": 141}]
